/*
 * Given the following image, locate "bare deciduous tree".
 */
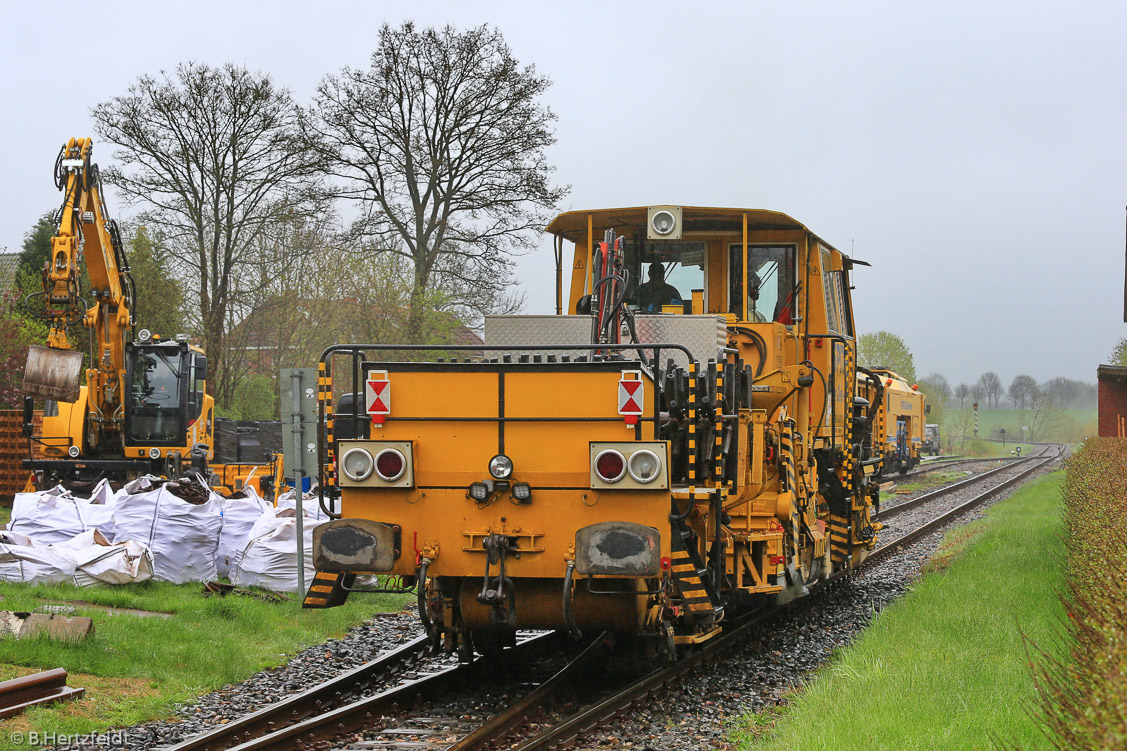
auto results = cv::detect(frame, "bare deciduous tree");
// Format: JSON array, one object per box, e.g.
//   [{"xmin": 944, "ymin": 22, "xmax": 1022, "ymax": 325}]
[
  {"xmin": 979, "ymin": 371, "xmax": 1003, "ymax": 409},
  {"xmin": 1008, "ymin": 374, "xmax": 1038, "ymax": 410},
  {"xmin": 304, "ymin": 22, "xmax": 567, "ymax": 342},
  {"xmin": 954, "ymin": 382, "xmax": 971, "ymax": 409},
  {"xmin": 93, "ymin": 62, "xmax": 326, "ymax": 407},
  {"xmin": 1043, "ymin": 376, "xmax": 1081, "ymax": 409}
]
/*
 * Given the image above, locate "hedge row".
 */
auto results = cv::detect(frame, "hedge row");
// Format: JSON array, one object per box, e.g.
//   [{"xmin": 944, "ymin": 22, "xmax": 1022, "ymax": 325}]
[{"xmin": 1025, "ymin": 438, "xmax": 1127, "ymax": 749}]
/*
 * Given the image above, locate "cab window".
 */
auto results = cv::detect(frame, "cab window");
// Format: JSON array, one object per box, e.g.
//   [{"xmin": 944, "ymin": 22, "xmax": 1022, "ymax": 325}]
[
  {"xmin": 822, "ymin": 248, "xmax": 841, "ymax": 334},
  {"xmin": 728, "ymin": 244, "xmax": 796, "ymax": 322},
  {"xmin": 626, "ymin": 241, "xmax": 706, "ymax": 312}
]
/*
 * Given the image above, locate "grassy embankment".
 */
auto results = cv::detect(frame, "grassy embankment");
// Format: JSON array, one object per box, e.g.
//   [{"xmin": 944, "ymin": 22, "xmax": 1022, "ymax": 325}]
[
  {"xmin": 731, "ymin": 470, "xmax": 1065, "ymax": 750},
  {"xmin": 0, "ymin": 579, "xmax": 410, "ymax": 748}
]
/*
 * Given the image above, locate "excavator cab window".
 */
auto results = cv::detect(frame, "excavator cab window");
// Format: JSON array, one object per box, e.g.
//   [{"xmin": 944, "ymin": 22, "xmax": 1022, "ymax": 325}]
[
  {"xmin": 126, "ymin": 345, "xmax": 187, "ymax": 444},
  {"xmin": 188, "ymin": 354, "xmax": 206, "ymax": 422}
]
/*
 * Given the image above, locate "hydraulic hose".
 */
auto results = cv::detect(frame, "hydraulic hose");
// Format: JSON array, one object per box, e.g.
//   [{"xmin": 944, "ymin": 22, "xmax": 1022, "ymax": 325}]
[
  {"xmin": 562, "ymin": 560, "xmax": 582, "ymax": 640},
  {"xmin": 417, "ymin": 559, "xmax": 434, "ymax": 636}
]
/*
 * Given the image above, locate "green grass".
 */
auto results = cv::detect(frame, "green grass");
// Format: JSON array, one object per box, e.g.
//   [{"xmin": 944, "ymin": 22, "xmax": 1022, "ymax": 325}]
[
  {"xmin": 731, "ymin": 472, "xmax": 1065, "ymax": 750},
  {"xmin": 0, "ymin": 505, "xmax": 10, "ymax": 528},
  {"xmin": 0, "ymin": 580, "xmax": 410, "ymax": 747}
]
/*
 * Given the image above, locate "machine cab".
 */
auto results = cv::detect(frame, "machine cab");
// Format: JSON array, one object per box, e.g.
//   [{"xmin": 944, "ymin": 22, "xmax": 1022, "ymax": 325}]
[{"xmin": 124, "ymin": 337, "xmax": 208, "ymax": 450}]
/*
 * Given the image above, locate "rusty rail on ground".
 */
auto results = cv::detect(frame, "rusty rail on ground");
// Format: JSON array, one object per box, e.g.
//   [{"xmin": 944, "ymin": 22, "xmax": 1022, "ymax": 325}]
[{"xmin": 0, "ymin": 668, "xmax": 84, "ymax": 719}]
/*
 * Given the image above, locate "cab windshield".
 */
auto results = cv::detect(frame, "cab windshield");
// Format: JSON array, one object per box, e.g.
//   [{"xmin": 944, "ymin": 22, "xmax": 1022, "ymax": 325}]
[
  {"xmin": 128, "ymin": 347, "xmax": 184, "ymax": 443},
  {"xmin": 626, "ymin": 241, "xmax": 706, "ymax": 312}
]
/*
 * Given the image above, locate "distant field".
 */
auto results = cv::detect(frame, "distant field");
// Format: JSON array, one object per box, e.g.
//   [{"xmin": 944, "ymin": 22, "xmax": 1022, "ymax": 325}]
[{"xmin": 936, "ymin": 407, "xmax": 1095, "ymax": 449}]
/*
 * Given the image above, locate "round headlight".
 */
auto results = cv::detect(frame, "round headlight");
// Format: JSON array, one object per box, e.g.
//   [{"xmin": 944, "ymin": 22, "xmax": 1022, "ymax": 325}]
[
  {"xmin": 628, "ymin": 449, "xmax": 662, "ymax": 483},
  {"xmin": 68, "ymin": 445, "xmax": 81, "ymax": 458},
  {"xmin": 594, "ymin": 449, "xmax": 626, "ymax": 483},
  {"xmin": 374, "ymin": 448, "xmax": 406, "ymax": 482},
  {"xmin": 489, "ymin": 454, "xmax": 513, "ymax": 479},
  {"xmin": 341, "ymin": 447, "xmax": 375, "ymax": 482},
  {"xmin": 137, "ymin": 329, "xmax": 152, "ymax": 343},
  {"xmin": 651, "ymin": 210, "xmax": 676, "ymax": 236},
  {"xmin": 148, "ymin": 447, "xmax": 161, "ymax": 460}
]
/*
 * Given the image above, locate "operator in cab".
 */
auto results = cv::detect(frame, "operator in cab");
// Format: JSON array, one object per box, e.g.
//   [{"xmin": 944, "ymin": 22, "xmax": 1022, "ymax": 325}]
[{"xmin": 636, "ymin": 262, "xmax": 683, "ymax": 312}]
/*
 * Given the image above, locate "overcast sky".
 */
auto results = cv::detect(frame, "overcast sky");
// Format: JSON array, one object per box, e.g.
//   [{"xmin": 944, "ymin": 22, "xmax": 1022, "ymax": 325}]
[{"xmin": 2, "ymin": 0, "xmax": 1123, "ymax": 387}]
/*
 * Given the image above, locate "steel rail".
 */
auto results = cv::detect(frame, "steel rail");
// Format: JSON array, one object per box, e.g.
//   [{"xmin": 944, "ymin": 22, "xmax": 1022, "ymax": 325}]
[
  {"xmin": 445, "ymin": 632, "xmax": 612, "ymax": 751},
  {"xmin": 165, "ymin": 633, "xmax": 432, "ymax": 751},
  {"xmin": 505, "ymin": 607, "xmax": 775, "ymax": 751},
  {"xmin": 880, "ymin": 451, "xmax": 1046, "ymax": 522},
  {"xmin": 900, "ymin": 454, "xmax": 1022, "ymax": 481},
  {"xmin": 218, "ymin": 632, "xmax": 559, "ymax": 751}
]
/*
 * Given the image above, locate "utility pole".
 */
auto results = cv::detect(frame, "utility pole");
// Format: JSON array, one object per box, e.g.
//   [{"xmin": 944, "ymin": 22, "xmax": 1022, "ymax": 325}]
[{"xmin": 282, "ymin": 368, "xmax": 318, "ymax": 597}]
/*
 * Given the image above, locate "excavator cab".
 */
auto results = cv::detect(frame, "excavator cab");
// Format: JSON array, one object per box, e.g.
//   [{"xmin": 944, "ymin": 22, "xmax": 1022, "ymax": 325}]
[{"xmin": 123, "ymin": 336, "xmax": 208, "ymax": 451}]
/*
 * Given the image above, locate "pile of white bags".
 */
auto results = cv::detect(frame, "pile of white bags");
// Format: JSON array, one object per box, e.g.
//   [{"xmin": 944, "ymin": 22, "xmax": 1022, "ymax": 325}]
[
  {"xmin": 3, "ymin": 478, "xmax": 337, "ymax": 591},
  {"xmin": 231, "ymin": 507, "xmax": 328, "ymax": 593},
  {"xmin": 0, "ymin": 529, "xmax": 153, "ymax": 586},
  {"xmin": 111, "ymin": 476, "xmax": 222, "ymax": 584}
]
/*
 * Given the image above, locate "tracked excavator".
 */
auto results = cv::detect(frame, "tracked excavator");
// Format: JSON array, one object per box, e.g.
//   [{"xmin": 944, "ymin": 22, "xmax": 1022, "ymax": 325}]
[{"xmin": 19, "ymin": 138, "xmax": 217, "ymax": 491}]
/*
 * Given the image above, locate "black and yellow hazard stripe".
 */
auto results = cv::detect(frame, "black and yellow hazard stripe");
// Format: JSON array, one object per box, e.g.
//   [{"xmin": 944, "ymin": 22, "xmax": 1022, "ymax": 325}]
[
  {"xmin": 669, "ymin": 549, "xmax": 715, "ymax": 613},
  {"xmin": 780, "ymin": 420, "xmax": 803, "ymax": 564},
  {"xmin": 713, "ymin": 365, "xmax": 724, "ymax": 487},
  {"xmin": 302, "ymin": 570, "xmax": 355, "ymax": 609},
  {"xmin": 688, "ymin": 361, "xmax": 697, "ymax": 493},
  {"xmin": 828, "ymin": 513, "xmax": 851, "ymax": 564},
  {"xmin": 317, "ymin": 362, "xmax": 336, "ymax": 489}
]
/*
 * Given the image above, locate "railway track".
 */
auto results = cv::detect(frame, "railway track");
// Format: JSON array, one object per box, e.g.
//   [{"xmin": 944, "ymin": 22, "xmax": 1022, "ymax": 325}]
[
  {"xmin": 899, "ymin": 454, "xmax": 1021, "ymax": 482},
  {"xmin": 165, "ymin": 447, "xmax": 1062, "ymax": 751},
  {"xmin": 880, "ymin": 446, "xmax": 1055, "ymax": 521},
  {"xmin": 162, "ymin": 630, "xmax": 604, "ymax": 751},
  {"xmin": 869, "ymin": 447, "xmax": 1060, "ymax": 564}
]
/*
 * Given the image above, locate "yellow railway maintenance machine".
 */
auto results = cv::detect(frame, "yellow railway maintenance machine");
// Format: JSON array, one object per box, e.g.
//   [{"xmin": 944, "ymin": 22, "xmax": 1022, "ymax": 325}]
[
  {"xmin": 307, "ymin": 206, "xmax": 883, "ymax": 658},
  {"xmin": 856, "ymin": 369, "xmax": 926, "ymax": 476}
]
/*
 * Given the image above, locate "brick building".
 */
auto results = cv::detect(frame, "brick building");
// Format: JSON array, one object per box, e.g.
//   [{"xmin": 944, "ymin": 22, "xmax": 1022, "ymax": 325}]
[{"xmin": 1098, "ymin": 364, "xmax": 1127, "ymax": 438}]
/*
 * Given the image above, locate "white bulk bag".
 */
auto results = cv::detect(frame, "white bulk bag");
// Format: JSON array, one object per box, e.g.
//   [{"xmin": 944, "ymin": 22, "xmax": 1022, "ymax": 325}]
[
  {"xmin": 231, "ymin": 508, "xmax": 326, "ymax": 593},
  {"xmin": 0, "ymin": 539, "xmax": 76, "ymax": 585},
  {"xmin": 111, "ymin": 482, "xmax": 222, "ymax": 583},
  {"xmin": 216, "ymin": 487, "xmax": 272, "ymax": 579},
  {"xmin": 8, "ymin": 488, "xmax": 91, "ymax": 545},
  {"xmin": 72, "ymin": 541, "xmax": 154, "ymax": 587},
  {"xmin": 275, "ymin": 486, "xmax": 335, "ymax": 520},
  {"xmin": 48, "ymin": 529, "xmax": 155, "ymax": 587},
  {"xmin": 81, "ymin": 478, "xmax": 117, "ymax": 539}
]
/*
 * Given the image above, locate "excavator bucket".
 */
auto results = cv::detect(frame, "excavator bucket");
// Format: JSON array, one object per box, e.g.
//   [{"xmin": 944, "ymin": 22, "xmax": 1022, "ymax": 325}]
[{"xmin": 22, "ymin": 345, "xmax": 83, "ymax": 403}]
